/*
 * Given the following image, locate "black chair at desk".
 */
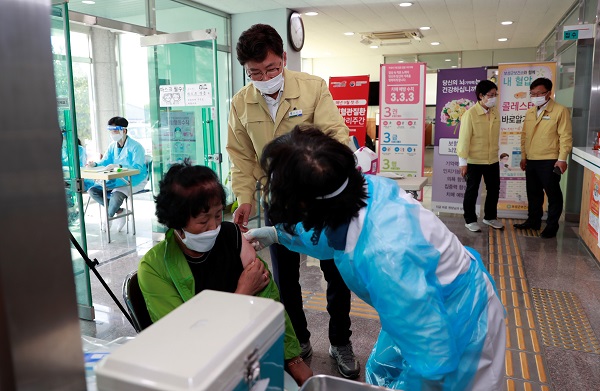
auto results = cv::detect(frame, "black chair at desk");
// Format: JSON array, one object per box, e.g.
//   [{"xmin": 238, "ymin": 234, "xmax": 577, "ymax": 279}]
[{"xmin": 122, "ymin": 270, "xmax": 153, "ymax": 333}]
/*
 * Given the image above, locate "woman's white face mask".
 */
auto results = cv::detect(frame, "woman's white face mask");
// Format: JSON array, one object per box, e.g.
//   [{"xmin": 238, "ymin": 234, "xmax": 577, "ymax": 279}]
[
  {"xmin": 176, "ymin": 225, "xmax": 221, "ymax": 253},
  {"xmin": 253, "ymin": 72, "xmax": 284, "ymax": 95}
]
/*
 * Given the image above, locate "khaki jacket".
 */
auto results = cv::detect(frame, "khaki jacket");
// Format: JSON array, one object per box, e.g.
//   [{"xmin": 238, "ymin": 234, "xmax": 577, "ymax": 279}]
[
  {"xmin": 227, "ymin": 69, "xmax": 349, "ymax": 205},
  {"xmin": 521, "ymin": 99, "xmax": 573, "ymax": 161},
  {"xmin": 456, "ymin": 102, "xmax": 500, "ymax": 164}
]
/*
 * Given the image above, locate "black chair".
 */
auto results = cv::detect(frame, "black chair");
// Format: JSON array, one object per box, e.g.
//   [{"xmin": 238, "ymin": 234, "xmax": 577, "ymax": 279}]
[{"xmin": 122, "ymin": 270, "xmax": 153, "ymax": 333}]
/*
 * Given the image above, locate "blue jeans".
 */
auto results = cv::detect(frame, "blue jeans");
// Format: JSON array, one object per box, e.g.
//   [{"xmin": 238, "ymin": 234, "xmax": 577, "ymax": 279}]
[{"xmin": 88, "ymin": 184, "xmax": 127, "ymax": 217}]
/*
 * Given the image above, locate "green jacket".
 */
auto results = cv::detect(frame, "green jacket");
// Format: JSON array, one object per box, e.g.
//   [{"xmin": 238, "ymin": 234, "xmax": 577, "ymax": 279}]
[{"xmin": 138, "ymin": 229, "xmax": 301, "ymax": 360}]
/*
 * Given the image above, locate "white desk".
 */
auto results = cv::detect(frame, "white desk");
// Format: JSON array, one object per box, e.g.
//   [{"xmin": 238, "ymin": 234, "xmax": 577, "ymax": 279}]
[
  {"xmin": 376, "ymin": 173, "xmax": 428, "ymax": 198},
  {"xmin": 81, "ymin": 168, "xmax": 140, "ymax": 243}
]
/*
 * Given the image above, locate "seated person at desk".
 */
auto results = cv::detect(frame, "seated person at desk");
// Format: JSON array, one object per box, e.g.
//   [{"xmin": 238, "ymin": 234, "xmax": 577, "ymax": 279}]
[
  {"xmin": 86, "ymin": 116, "xmax": 147, "ymax": 231},
  {"xmin": 137, "ymin": 161, "xmax": 312, "ymax": 386},
  {"xmin": 61, "ymin": 130, "xmax": 93, "ymax": 191}
]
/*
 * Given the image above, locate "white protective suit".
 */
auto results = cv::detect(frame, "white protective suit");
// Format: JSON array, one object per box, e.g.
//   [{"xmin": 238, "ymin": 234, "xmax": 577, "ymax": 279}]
[{"xmin": 277, "ymin": 175, "xmax": 506, "ymax": 390}]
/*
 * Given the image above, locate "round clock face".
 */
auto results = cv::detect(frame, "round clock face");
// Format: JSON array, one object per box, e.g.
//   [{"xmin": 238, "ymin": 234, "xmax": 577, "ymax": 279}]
[{"xmin": 289, "ymin": 12, "xmax": 305, "ymax": 52}]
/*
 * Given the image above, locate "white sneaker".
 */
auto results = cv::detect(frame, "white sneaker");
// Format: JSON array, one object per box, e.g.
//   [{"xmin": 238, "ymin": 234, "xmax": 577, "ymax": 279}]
[
  {"xmin": 114, "ymin": 210, "xmax": 127, "ymax": 232},
  {"xmin": 465, "ymin": 222, "xmax": 481, "ymax": 232},
  {"xmin": 483, "ymin": 219, "xmax": 504, "ymax": 229}
]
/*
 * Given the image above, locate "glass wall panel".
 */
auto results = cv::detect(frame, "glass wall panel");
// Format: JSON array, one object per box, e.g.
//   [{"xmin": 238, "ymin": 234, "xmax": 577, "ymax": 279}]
[
  {"xmin": 69, "ymin": 0, "xmax": 148, "ymax": 27},
  {"xmin": 584, "ymin": 0, "xmax": 598, "ymax": 23},
  {"xmin": 155, "ymin": 0, "xmax": 230, "ymax": 47}
]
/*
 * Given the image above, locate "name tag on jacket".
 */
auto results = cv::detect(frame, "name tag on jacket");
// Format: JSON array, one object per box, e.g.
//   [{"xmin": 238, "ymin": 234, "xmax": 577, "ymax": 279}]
[
  {"xmin": 289, "ymin": 109, "xmax": 302, "ymax": 118},
  {"xmin": 542, "ymin": 115, "xmax": 551, "ymax": 120}
]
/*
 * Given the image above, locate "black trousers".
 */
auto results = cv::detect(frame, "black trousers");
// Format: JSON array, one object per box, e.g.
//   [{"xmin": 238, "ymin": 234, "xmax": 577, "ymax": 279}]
[
  {"xmin": 265, "ymin": 211, "xmax": 352, "ymax": 346},
  {"xmin": 463, "ymin": 162, "xmax": 500, "ymax": 224},
  {"xmin": 525, "ymin": 159, "xmax": 563, "ymax": 231}
]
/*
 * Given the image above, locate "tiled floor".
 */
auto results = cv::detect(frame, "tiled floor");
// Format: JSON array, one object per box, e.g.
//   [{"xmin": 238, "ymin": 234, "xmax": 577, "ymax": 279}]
[{"xmin": 80, "ymin": 185, "xmax": 600, "ymax": 390}]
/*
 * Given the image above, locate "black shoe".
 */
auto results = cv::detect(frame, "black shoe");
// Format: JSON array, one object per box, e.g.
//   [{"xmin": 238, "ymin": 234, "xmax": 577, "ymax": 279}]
[
  {"xmin": 329, "ymin": 343, "xmax": 360, "ymax": 379},
  {"xmin": 299, "ymin": 341, "xmax": 313, "ymax": 360},
  {"xmin": 513, "ymin": 221, "xmax": 541, "ymax": 230},
  {"xmin": 540, "ymin": 229, "xmax": 557, "ymax": 239}
]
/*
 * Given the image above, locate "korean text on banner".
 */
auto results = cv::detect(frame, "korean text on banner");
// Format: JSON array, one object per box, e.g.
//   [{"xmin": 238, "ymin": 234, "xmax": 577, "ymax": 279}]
[
  {"xmin": 431, "ymin": 67, "xmax": 487, "ymax": 214},
  {"xmin": 379, "ymin": 63, "xmax": 426, "ymax": 178},
  {"xmin": 497, "ymin": 62, "xmax": 556, "ymax": 218},
  {"xmin": 329, "ymin": 75, "xmax": 370, "ymax": 146}
]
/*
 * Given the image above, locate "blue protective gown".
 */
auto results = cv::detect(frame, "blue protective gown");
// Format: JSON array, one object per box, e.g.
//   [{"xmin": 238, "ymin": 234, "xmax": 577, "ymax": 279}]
[
  {"xmin": 95, "ymin": 136, "xmax": 147, "ymax": 195},
  {"xmin": 277, "ymin": 175, "xmax": 506, "ymax": 390}
]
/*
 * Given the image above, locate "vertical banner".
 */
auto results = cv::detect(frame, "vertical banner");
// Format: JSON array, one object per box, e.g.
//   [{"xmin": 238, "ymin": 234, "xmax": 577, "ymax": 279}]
[
  {"xmin": 431, "ymin": 67, "xmax": 487, "ymax": 213},
  {"xmin": 497, "ymin": 62, "xmax": 556, "ymax": 217},
  {"xmin": 329, "ymin": 75, "xmax": 370, "ymax": 146},
  {"xmin": 589, "ymin": 174, "xmax": 600, "ymax": 243},
  {"xmin": 379, "ymin": 63, "xmax": 426, "ymax": 177}
]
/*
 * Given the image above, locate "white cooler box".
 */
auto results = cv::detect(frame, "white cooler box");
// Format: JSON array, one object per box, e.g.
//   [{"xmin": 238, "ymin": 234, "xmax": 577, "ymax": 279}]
[{"xmin": 96, "ymin": 290, "xmax": 285, "ymax": 391}]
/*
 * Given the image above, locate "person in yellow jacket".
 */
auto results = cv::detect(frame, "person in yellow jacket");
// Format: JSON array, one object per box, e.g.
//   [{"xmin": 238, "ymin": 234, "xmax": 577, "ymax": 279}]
[
  {"xmin": 226, "ymin": 24, "xmax": 360, "ymax": 379},
  {"xmin": 457, "ymin": 80, "xmax": 504, "ymax": 232},
  {"xmin": 514, "ymin": 77, "xmax": 573, "ymax": 238}
]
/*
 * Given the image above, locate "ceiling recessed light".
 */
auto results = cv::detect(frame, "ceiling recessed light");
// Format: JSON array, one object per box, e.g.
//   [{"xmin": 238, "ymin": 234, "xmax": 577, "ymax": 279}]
[
  {"xmin": 431, "ymin": 41, "xmax": 440, "ymax": 46},
  {"xmin": 498, "ymin": 38, "xmax": 508, "ymax": 42},
  {"xmin": 419, "ymin": 26, "xmax": 431, "ymax": 31},
  {"xmin": 398, "ymin": 60, "xmax": 405, "ymax": 63},
  {"xmin": 445, "ymin": 59, "xmax": 451, "ymax": 62},
  {"xmin": 501, "ymin": 21, "xmax": 513, "ymax": 25},
  {"xmin": 344, "ymin": 32, "xmax": 355, "ymax": 36},
  {"xmin": 370, "ymin": 45, "xmax": 379, "ymax": 49},
  {"xmin": 82, "ymin": 0, "xmax": 95, "ymax": 3},
  {"xmin": 304, "ymin": 11, "xmax": 318, "ymax": 16},
  {"xmin": 451, "ymin": 65, "xmax": 458, "ymax": 68},
  {"xmin": 399, "ymin": 2, "xmax": 413, "ymax": 7}
]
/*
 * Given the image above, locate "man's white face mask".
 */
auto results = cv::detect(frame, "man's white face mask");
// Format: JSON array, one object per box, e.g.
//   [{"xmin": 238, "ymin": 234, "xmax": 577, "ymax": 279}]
[{"xmin": 253, "ymin": 72, "xmax": 284, "ymax": 95}]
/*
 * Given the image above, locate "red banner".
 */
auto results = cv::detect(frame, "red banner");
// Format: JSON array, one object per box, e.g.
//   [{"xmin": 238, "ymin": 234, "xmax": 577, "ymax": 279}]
[{"xmin": 329, "ymin": 75, "xmax": 370, "ymax": 146}]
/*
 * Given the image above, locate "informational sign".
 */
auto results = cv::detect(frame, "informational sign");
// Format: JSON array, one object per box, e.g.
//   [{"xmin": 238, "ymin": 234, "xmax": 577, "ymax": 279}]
[
  {"xmin": 159, "ymin": 84, "xmax": 185, "ymax": 107},
  {"xmin": 563, "ymin": 24, "xmax": 595, "ymax": 40},
  {"xmin": 431, "ymin": 67, "xmax": 487, "ymax": 214},
  {"xmin": 378, "ymin": 63, "xmax": 426, "ymax": 178},
  {"xmin": 160, "ymin": 83, "xmax": 213, "ymax": 107},
  {"xmin": 159, "ymin": 112, "xmax": 196, "ymax": 165},
  {"xmin": 56, "ymin": 96, "xmax": 69, "ymax": 109},
  {"xmin": 329, "ymin": 75, "xmax": 370, "ymax": 146},
  {"xmin": 185, "ymin": 83, "xmax": 212, "ymax": 106},
  {"xmin": 497, "ymin": 62, "xmax": 556, "ymax": 218},
  {"xmin": 589, "ymin": 174, "xmax": 600, "ymax": 243}
]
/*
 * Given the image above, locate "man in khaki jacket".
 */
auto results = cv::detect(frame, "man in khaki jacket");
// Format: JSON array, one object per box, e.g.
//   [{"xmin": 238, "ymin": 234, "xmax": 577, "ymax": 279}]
[
  {"xmin": 226, "ymin": 24, "xmax": 360, "ymax": 379},
  {"xmin": 514, "ymin": 77, "xmax": 573, "ymax": 238}
]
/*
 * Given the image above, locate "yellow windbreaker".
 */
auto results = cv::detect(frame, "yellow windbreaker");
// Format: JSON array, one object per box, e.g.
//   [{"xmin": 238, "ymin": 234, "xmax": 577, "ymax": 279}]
[
  {"xmin": 456, "ymin": 102, "xmax": 500, "ymax": 164},
  {"xmin": 520, "ymin": 99, "xmax": 572, "ymax": 161},
  {"xmin": 227, "ymin": 68, "xmax": 349, "ymax": 205}
]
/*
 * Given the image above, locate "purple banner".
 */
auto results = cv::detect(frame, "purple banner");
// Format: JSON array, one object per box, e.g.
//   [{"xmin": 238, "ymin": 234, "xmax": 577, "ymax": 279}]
[{"xmin": 432, "ymin": 67, "xmax": 487, "ymax": 213}]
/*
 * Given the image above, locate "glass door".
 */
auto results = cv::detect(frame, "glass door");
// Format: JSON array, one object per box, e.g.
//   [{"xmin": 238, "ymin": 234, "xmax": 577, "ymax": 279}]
[
  {"xmin": 51, "ymin": 2, "xmax": 94, "ymax": 320},
  {"xmin": 144, "ymin": 30, "xmax": 221, "ymax": 232}
]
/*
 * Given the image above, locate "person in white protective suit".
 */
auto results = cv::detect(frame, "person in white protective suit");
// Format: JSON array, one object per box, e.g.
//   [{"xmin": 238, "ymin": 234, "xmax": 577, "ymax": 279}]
[{"xmin": 244, "ymin": 125, "xmax": 506, "ymax": 391}]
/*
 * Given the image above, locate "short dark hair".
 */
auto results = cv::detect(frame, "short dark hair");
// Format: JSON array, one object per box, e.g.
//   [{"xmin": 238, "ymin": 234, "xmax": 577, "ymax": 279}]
[
  {"xmin": 475, "ymin": 80, "xmax": 498, "ymax": 101},
  {"xmin": 260, "ymin": 125, "xmax": 368, "ymax": 236},
  {"xmin": 155, "ymin": 159, "xmax": 226, "ymax": 230},
  {"xmin": 108, "ymin": 116, "xmax": 128, "ymax": 128},
  {"xmin": 236, "ymin": 24, "xmax": 284, "ymax": 66},
  {"xmin": 530, "ymin": 77, "xmax": 552, "ymax": 92},
  {"xmin": 500, "ymin": 153, "xmax": 509, "ymax": 159}
]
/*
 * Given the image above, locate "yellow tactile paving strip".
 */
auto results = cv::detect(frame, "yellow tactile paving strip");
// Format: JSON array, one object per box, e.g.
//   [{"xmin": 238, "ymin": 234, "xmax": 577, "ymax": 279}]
[
  {"xmin": 510, "ymin": 218, "xmax": 541, "ymax": 237},
  {"xmin": 302, "ymin": 291, "xmax": 380, "ymax": 321},
  {"xmin": 489, "ymin": 220, "xmax": 553, "ymax": 391},
  {"xmin": 531, "ymin": 288, "xmax": 600, "ymax": 354}
]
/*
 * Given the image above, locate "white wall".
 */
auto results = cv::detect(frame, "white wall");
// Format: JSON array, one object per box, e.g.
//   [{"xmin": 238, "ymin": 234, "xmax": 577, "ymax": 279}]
[
  {"xmin": 308, "ymin": 55, "xmax": 384, "ymax": 82},
  {"xmin": 462, "ymin": 47, "xmax": 537, "ymax": 67}
]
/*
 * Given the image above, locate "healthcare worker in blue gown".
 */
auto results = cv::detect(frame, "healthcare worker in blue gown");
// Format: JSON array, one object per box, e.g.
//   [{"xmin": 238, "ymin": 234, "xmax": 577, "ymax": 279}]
[{"xmin": 245, "ymin": 125, "xmax": 506, "ymax": 391}]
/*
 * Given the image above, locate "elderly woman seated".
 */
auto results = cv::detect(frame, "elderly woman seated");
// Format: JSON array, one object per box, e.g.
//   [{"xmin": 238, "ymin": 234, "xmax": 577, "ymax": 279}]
[{"xmin": 138, "ymin": 160, "xmax": 312, "ymax": 386}]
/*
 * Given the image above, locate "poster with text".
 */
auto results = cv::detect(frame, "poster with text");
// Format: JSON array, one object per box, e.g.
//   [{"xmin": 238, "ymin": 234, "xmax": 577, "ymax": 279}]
[
  {"xmin": 378, "ymin": 63, "xmax": 426, "ymax": 180},
  {"xmin": 432, "ymin": 67, "xmax": 487, "ymax": 214},
  {"xmin": 589, "ymin": 174, "xmax": 600, "ymax": 242},
  {"xmin": 159, "ymin": 111, "xmax": 196, "ymax": 166},
  {"xmin": 329, "ymin": 75, "xmax": 370, "ymax": 146},
  {"xmin": 497, "ymin": 62, "xmax": 556, "ymax": 218}
]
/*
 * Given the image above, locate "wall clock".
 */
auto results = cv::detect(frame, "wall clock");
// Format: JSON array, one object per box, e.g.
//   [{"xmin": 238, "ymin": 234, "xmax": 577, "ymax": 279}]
[{"xmin": 288, "ymin": 12, "xmax": 305, "ymax": 52}]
